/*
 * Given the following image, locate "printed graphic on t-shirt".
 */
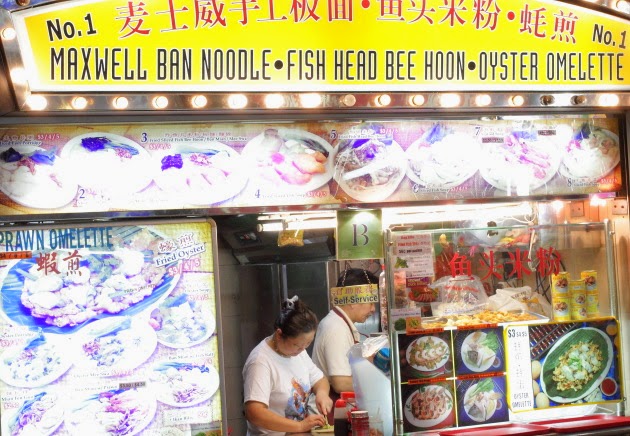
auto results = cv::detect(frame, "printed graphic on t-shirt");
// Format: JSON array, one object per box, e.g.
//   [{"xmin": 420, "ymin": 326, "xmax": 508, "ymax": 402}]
[{"xmin": 285, "ymin": 377, "xmax": 310, "ymax": 420}]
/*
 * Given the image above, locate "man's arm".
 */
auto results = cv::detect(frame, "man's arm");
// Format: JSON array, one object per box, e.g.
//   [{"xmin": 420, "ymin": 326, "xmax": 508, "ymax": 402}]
[{"xmin": 330, "ymin": 375, "xmax": 354, "ymax": 394}]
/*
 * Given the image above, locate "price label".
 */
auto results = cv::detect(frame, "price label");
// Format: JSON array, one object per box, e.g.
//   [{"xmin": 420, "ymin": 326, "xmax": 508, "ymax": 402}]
[{"xmin": 505, "ymin": 325, "xmax": 535, "ymax": 412}]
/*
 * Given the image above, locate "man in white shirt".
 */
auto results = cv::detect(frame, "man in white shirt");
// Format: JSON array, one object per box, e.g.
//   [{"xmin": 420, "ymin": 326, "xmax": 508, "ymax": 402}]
[{"xmin": 312, "ymin": 268, "xmax": 378, "ymax": 395}]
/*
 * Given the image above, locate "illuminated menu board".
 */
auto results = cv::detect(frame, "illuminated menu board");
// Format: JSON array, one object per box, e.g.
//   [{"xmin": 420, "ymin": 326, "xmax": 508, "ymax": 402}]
[
  {"xmin": 0, "ymin": 220, "xmax": 224, "ymax": 435},
  {"xmin": 0, "ymin": 116, "xmax": 622, "ymax": 216}
]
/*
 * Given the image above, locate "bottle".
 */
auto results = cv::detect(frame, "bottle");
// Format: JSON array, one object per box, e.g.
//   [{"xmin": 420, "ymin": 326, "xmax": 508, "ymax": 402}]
[
  {"xmin": 339, "ymin": 392, "xmax": 358, "ymax": 436},
  {"xmin": 378, "ymin": 264, "xmax": 388, "ymax": 332},
  {"xmin": 333, "ymin": 398, "xmax": 348, "ymax": 436},
  {"xmin": 350, "ymin": 410, "xmax": 370, "ymax": 436}
]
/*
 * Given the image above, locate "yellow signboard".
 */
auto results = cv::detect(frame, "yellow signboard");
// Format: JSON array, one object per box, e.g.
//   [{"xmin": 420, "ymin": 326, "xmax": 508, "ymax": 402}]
[
  {"xmin": 330, "ymin": 284, "xmax": 378, "ymax": 305},
  {"xmin": 9, "ymin": 0, "xmax": 630, "ymax": 91}
]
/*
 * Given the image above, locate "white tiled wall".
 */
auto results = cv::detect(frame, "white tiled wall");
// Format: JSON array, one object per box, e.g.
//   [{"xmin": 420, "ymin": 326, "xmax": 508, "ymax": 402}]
[{"xmin": 217, "ymin": 247, "xmax": 248, "ymax": 435}]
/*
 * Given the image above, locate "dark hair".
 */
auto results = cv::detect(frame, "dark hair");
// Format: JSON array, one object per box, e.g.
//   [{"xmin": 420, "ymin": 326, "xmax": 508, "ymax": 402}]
[
  {"xmin": 274, "ymin": 297, "xmax": 318, "ymax": 338},
  {"xmin": 337, "ymin": 268, "xmax": 378, "ymax": 287}
]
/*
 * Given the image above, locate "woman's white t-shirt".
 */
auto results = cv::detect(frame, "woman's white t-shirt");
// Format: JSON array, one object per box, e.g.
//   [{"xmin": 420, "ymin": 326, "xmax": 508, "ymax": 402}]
[{"xmin": 243, "ymin": 336, "xmax": 324, "ymax": 435}]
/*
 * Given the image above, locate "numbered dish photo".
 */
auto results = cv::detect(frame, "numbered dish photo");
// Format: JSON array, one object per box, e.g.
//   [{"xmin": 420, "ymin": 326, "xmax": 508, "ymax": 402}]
[
  {"xmin": 333, "ymin": 131, "xmax": 406, "ymax": 202},
  {"xmin": 406, "ymin": 123, "xmax": 480, "ymax": 188},
  {"xmin": 73, "ymin": 316, "xmax": 157, "ymax": 375},
  {"xmin": 404, "ymin": 384, "xmax": 453, "ymax": 428},
  {"xmin": 405, "ymin": 335, "xmax": 450, "ymax": 373},
  {"xmin": 61, "ymin": 132, "xmax": 153, "ymax": 196},
  {"xmin": 152, "ymin": 141, "xmax": 249, "ymax": 205},
  {"xmin": 241, "ymin": 128, "xmax": 334, "ymax": 193},
  {"xmin": 479, "ymin": 131, "xmax": 562, "ymax": 193},
  {"xmin": 540, "ymin": 327, "xmax": 613, "ymax": 403},
  {"xmin": 149, "ymin": 361, "xmax": 220, "ymax": 407},
  {"xmin": 460, "ymin": 330, "xmax": 500, "ymax": 373},
  {"xmin": 65, "ymin": 388, "xmax": 156, "ymax": 436},
  {"xmin": 149, "ymin": 293, "xmax": 215, "ymax": 348},
  {"xmin": 4, "ymin": 391, "xmax": 65, "ymax": 436},
  {"xmin": 0, "ymin": 146, "xmax": 78, "ymax": 209},
  {"xmin": 558, "ymin": 122, "xmax": 620, "ymax": 180},
  {"xmin": 0, "ymin": 332, "xmax": 73, "ymax": 388},
  {"xmin": 462, "ymin": 378, "xmax": 503, "ymax": 423}
]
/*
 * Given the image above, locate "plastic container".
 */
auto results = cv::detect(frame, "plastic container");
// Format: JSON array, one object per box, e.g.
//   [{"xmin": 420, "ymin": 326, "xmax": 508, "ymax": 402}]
[
  {"xmin": 350, "ymin": 410, "xmax": 369, "ymax": 436},
  {"xmin": 349, "ymin": 344, "xmax": 394, "ymax": 436}
]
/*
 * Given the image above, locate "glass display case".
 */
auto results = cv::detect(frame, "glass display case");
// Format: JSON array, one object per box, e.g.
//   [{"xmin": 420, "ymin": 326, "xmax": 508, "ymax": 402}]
[{"xmin": 384, "ymin": 220, "xmax": 623, "ymax": 435}]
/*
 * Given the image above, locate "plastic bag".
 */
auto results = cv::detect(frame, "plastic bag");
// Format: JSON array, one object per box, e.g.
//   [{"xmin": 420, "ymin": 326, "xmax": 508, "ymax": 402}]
[
  {"xmin": 430, "ymin": 275, "xmax": 489, "ymax": 316},
  {"xmin": 277, "ymin": 229, "xmax": 304, "ymax": 247},
  {"xmin": 488, "ymin": 286, "xmax": 551, "ymax": 317}
]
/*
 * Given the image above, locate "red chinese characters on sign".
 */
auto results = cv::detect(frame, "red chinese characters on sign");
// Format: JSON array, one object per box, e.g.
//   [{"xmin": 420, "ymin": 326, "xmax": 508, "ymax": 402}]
[
  {"xmin": 449, "ymin": 252, "xmax": 472, "ymax": 277},
  {"xmin": 195, "ymin": 0, "xmax": 228, "ymax": 27},
  {"xmin": 535, "ymin": 246, "xmax": 562, "ymax": 277},
  {"xmin": 158, "ymin": 239, "xmax": 177, "ymax": 253},
  {"xmin": 408, "ymin": 0, "xmax": 436, "ymax": 24},
  {"xmin": 450, "ymin": 246, "xmax": 562, "ymax": 280},
  {"xmin": 519, "ymin": 4, "xmax": 546, "ymax": 38},
  {"xmin": 36, "ymin": 252, "xmax": 60, "ymax": 275},
  {"xmin": 110, "ymin": 0, "xmax": 584, "ymax": 40},
  {"xmin": 157, "ymin": 0, "xmax": 190, "ymax": 31},
  {"xmin": 117, "ymin": 1, "xmax": 152, "ymax": 38},
  {"xmin": 328, "ymin": 0, "xmax": 353, "ymax": 21},
  {"xmin": 34, "ymin": 251, "xmax": 86, "ymax": 276},
  {"xmin": 291, "ymin": 0, "xmax": 321, "ymax": 22},
  {"xmin": 472, "ymin": 0, "xmax": 500, "ymax": 30},
  {"xmin": 551, "ymin": 10, "xmax": 578, "ymax": 43},
  {"xmin": 62, "ymin": 250, "xmax": 83, "ymax": 275},
  {"xmin": 439, "ymin": 0, "xmax": 466, "ymax": 27},
  {"xmin": 378, "ymin": 0, "xmax": 404, "ymax": 21}
]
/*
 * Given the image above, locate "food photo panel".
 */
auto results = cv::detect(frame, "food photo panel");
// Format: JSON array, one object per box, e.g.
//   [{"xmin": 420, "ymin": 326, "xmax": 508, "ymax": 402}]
[
  {"xmin": 331, "ymin": 123, "xmax": 407, "ymax": 203},
  {"xmin": 401, "ymin": 381, "xmax": 455, "ymax": 432},
  {"xmin": 405, "ymin": 122, "xmax": 480, "ymax": 191},
  {"xmin": 398, "ymin": 330, "xmax": 453, "ymax": 381},
  {"xmin": 454, "ymin": 327, "xmax": 505, "ymax": 376},
  {"xmin": 456, "ymin": 376, "xmax": 508, "ymax": 427},
  {"xmin": 0, "ymin": 221, "xmax": 225, "ymax": 434},
  {"xmin": 241, "ymin": 127, "xmax": 334, "ymax": 193},
  {"xmin": 528, "ymin": 319, "xmax": 621, "ymax": 410}
]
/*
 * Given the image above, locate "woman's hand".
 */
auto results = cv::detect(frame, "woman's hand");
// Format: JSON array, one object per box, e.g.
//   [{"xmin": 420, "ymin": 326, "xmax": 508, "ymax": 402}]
[
  {"xmin": 315, "ymin": 391, "xmax": 333, "ymax": 417},
  {"xmin": 299, "ymin": 413, "xmax": 327, "ymax": 432}
]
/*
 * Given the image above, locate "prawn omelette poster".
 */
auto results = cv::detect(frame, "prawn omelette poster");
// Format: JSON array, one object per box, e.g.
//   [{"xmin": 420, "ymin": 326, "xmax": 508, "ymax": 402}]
[{"xmin": 0, "ymin": 221, "xmax": 225, "ymax": 435}]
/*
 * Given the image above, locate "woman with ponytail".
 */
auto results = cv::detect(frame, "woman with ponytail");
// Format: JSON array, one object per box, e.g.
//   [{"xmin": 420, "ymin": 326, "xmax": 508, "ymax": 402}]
[{"xmin": 243, "ymin": 296, "xmax": 333, "ymax": 435}]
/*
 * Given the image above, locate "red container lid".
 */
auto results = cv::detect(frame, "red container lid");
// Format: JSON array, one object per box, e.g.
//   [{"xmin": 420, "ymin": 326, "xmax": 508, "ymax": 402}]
[{"xmin": 334, "ymin": 399, "xmax": 347, "ymax": 407}]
